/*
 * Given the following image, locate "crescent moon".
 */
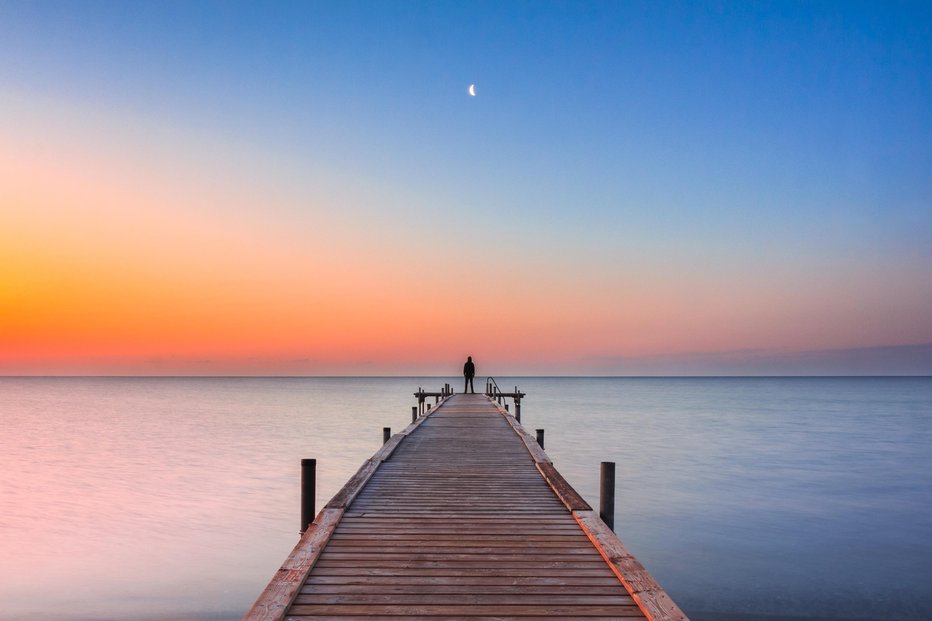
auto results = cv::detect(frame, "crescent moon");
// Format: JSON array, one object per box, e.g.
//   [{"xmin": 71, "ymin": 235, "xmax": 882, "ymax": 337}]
[{"xmin": 468, "ymin": 84, "xmax": 476, "ymax": 97}]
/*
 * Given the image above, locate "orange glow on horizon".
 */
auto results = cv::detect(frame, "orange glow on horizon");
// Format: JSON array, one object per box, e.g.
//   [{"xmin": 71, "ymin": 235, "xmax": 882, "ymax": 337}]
[{"xmin": 3, "ymin": 96, "xmax": 931, "ymax": 375}]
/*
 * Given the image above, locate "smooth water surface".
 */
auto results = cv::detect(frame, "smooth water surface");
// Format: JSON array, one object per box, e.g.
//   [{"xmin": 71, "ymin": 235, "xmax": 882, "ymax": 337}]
[{"xmin": 1, "ymin": 377, "xmax": 930, "ymax": 621}]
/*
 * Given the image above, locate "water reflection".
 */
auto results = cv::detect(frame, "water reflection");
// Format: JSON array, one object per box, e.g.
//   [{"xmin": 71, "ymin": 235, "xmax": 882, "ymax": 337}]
[{"xmin": 1, "ymin": 377, "xmax": 929, "ymax": 620}]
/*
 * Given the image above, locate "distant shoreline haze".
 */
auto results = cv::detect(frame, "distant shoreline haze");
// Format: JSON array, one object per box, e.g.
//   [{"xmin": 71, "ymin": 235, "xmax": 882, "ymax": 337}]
[{"xmin": 2, "ymin": 342, "xmax": 930, "ymax": 376}]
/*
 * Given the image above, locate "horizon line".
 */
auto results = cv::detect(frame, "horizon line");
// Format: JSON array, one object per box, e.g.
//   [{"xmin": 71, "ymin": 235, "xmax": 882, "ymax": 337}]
[{"xmin": 2, "ymin": 374, "xmax": 929, "ymax": 379}]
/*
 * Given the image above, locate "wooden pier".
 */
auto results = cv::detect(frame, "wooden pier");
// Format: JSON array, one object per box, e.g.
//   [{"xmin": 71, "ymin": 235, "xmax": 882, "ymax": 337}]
[{"xmin": 245, "ymin": 390, "xmax": 688, "ymax": 621}]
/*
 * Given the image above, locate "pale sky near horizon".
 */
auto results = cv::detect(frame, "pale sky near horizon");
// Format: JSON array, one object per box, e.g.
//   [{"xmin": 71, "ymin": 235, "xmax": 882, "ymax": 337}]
[{"xmin": 1, "ymin": 1, "xmax": 930, "ymax": 375}]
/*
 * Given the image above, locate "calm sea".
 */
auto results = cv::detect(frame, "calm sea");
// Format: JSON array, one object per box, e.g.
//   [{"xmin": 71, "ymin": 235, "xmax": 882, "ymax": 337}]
[{"xmin": 1, "ymin": 377, "xmax": 929, "ymax": 621}]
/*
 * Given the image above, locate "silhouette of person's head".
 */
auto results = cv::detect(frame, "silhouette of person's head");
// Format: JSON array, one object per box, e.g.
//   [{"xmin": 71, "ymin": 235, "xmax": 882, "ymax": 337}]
[{"xmin": 467, "ymin": 356, "xmax": 472, "ymax": 362}]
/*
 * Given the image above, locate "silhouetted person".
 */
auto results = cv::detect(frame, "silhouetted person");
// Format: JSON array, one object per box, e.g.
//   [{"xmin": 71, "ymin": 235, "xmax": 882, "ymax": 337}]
[{"xmin": 463, "ymin": 356, "xmax": 476, "ymax": 394}]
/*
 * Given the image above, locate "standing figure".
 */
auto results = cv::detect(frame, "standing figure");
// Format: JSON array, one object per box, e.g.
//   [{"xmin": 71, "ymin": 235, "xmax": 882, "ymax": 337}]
[{"xmin": 463, "ymin": 356, "xmax": 476, "ymax": 394}]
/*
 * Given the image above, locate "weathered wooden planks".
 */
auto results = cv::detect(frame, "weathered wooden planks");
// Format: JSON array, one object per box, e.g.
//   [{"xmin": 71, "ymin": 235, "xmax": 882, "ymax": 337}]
[
  {"xmin": 242, "ymin": 507, "xmax": 343, "ymax": 621},
  {"xmin": 246, "ymin": 392, "xmax": 687, "ymax": 621}
]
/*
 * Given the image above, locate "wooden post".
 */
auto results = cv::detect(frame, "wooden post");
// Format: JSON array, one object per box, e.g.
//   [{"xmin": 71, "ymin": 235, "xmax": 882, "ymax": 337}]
[
  {"xmin": 600, "ymin": 461, "xmax": 616, "ymax": 531},
  {"xmin": 383, "ymin": 427, "xmax": 391, "ymax": 444},
  {"xmin": 505, "ymin": 403, "xmax": 509, "ymax": 412},
  {"xmin": 515, "ymin": 400, "xmax": 521, "ymax": 423},
  {"xmin": 536, "ymin": 428, "xmax": 545, "ymax": 449},
  {"xmin": 300, "ymin": 458, "xmax": 316, "ymax": 534},
  {"xmin": 411, "ymin": 406, "xmax": 417, "ymax": 423}
]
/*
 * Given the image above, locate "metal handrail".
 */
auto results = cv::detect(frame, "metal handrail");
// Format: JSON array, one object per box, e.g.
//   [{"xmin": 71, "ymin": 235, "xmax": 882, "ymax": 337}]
[{"xmin": 485, "ymin": 377, "xmax": 525, "ymax": 421}]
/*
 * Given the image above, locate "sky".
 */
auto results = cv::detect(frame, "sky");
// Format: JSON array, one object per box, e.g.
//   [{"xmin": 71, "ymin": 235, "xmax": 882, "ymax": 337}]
[{"xmin": 1, "ymin": 1, "xmax": 930, "ymax": 375}]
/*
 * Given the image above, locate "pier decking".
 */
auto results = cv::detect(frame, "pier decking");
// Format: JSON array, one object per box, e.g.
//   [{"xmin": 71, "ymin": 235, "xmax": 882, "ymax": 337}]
[{"xmin": 245, "ymin": 392, "xmax": 687, "ymax": 621}]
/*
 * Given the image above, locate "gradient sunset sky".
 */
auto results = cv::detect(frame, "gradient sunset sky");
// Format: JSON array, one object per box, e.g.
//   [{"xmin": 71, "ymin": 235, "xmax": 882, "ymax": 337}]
[{"xmin": 1, "ymin": 1, "xmax": 930, "ymax": 375}]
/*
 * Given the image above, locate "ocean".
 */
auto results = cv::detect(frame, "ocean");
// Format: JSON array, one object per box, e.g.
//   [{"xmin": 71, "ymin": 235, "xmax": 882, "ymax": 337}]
[{"xmin": 1, "ymin": 377, "xmax": 929, "ymax": 621}]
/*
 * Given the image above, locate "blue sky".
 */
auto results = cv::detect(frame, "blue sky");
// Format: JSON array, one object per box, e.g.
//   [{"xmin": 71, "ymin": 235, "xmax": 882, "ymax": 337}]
[{"xmin": 1, "ymin": 1, "xmax": 930, "ymax": 374}]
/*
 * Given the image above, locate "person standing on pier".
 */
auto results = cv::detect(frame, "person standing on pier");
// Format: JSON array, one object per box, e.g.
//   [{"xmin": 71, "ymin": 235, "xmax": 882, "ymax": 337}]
[{"xmin": 463, "ymin": 356, "xmax": 476, "ymax": 394}]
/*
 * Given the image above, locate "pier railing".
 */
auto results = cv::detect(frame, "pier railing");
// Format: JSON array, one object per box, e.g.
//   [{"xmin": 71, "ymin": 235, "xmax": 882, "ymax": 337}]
[
  {"xmin": 485, "ymin": 376, "xmax": 525, "ymax": 421},
  {"xmin": 413, "ymin": 383, "xmax": 453, "ymax": 415}
]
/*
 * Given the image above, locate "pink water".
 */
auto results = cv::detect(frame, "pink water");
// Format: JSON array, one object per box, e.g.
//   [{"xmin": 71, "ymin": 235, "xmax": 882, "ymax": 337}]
[{"xmin": 1, "ymin": 377, "xmax": 930, "ymax": 620}]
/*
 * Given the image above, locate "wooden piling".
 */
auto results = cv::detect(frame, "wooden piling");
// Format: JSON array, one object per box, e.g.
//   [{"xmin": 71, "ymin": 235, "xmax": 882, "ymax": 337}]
[
  {"xmin": 536, "ymin": 428, "xmax": 545, "ymax": 449},
  {"xmin": 411, "ymin": 406, "xmax": 417, "ymax": 423},
  {"xmin": 382, "ymin": 427, "xmax": 391, "ymax": 444},
  {"xmin": 300, "ymin": 458, "xmax": 316, "ymax": 534},
  {"xmin": 600, "ymin": 461, "xmax": 616, "ymax": 531}
]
